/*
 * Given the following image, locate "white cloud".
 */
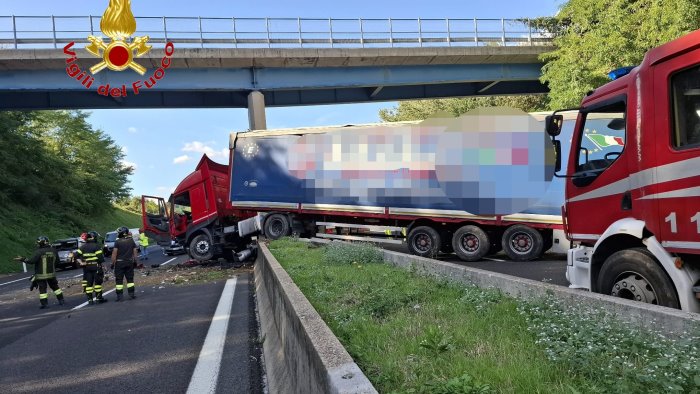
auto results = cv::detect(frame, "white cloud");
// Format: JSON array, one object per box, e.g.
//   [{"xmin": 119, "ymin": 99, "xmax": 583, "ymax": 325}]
[
  {"xmin": 121, "ymin": 146, "xmax": 128, "ymax": 154},
  {"xmin": 173, "ymin": 155, "xmax": 191, "ymax": 164},
  {"xmin": 121, "ymin": 160, "xmax": 137, "ymax": 170},
  {"xmin": 182, "ymin": 141, "xmax": 228, "ymax": 160},
  {"xmin": 127, "ymin": 127, "xmax": 138, "ymax": 134}
]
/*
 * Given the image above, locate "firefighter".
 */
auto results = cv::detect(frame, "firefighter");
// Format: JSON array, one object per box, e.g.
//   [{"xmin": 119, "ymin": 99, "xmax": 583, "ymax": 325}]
[
  {"xmin": 111, "ymin": 226, "xmax": 139, "ymax": 301},
  {"xmin": 76, "ymin": 232, "xmax": 107, "ymax": 305},
  {"xmin": 14, "ymin": 236, "xmax": 65, "ymax": 309}
]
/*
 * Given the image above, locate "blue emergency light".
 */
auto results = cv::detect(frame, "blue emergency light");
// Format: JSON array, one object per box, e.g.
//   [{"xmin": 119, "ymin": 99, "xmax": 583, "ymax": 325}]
[{"xmin": 608, "ymin": 66, "xmax": 636, "ymax": 80}]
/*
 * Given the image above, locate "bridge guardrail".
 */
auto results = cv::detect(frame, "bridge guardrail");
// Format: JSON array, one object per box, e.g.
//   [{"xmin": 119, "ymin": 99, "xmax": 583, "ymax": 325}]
[{"xmin": 0, "ymin": 16, "xmax": 553, "ymax": 49}]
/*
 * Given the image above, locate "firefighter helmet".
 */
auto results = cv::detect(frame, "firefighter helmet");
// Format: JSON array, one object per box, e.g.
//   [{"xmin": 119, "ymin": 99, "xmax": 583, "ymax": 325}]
[
  {"xmin": 36, "ymin": 236, "xmax": 50, "ymax": 247},
  {"xmin": 117, "ymin": 226, "xmax": 130, "ymax": 239},
  {"xmin": 88, "ymin": 231, "xmax": 99, "ymax": 241}
]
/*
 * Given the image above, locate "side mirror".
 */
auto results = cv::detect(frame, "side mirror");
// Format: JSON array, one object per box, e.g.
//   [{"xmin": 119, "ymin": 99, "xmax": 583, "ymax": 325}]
[{"xmin": 545, "ymin": 114, "xmax": 564, "ymax": 137}]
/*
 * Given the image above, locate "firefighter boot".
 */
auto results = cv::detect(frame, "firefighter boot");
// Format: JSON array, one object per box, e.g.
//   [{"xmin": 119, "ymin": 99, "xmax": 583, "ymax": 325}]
[
  {"xmin": 55, "ymin": 289, "xmax": 65, "ymax": 305},
  {"xmin": 39, "ymin": 296, "xmax": 49, "ymax": 309},
  {"xmin": 127, "ymin": 283, "xmax": 136, "ymax": 299},
  {"xmin": 116, "ymin": 293, "xmax": 123, "ymax": 302}
]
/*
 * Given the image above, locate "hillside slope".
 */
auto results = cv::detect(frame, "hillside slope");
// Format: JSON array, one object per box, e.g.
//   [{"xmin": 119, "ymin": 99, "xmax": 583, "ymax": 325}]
[{"xmin": 1, "ymin": 203, "xmax": 142, "ymax": 274}]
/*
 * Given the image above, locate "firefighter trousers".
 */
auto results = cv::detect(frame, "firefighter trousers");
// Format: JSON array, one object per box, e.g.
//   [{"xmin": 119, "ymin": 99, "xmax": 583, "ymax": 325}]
[
  {"xmin": 38, "ymin": 278, "xmax": 64, "ymax": 306},
  {"xmin": 114, "ymin": 262, "xmax": 135, "ymax": 298},
  {"xmin": 82, "ymin": 268, "xmax": 104, "ymax": 301}
]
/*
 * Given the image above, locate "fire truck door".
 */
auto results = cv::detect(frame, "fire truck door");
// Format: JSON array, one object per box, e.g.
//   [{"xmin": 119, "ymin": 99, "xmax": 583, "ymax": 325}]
[{"xmin": 566, "ymin": 101, "xmax": 629, "ymax": 240}]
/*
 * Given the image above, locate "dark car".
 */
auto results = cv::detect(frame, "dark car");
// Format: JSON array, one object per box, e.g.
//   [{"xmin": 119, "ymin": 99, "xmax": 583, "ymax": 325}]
[{"xmin": 51, "ymin": 238, "xmax": 80, "ymax": 270}]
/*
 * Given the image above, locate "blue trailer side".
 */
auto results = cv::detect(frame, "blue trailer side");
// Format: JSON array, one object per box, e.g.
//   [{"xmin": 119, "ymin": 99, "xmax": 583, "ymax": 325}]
[{"xmin": 228, "ymin": 110, "xmax": 576, "ymax": 261}]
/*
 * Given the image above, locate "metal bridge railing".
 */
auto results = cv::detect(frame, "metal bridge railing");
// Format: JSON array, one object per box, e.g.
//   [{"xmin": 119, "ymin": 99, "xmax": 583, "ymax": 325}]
[{"xmin": 0, "ymin": 16, "xmax": 553, "ymax": 49}]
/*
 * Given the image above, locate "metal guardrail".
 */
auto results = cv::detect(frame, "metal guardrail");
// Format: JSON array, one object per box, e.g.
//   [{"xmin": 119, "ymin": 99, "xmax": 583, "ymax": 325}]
[{"xmin": 0, "ymin": 16, "xmax": 553, "ymax": 49}]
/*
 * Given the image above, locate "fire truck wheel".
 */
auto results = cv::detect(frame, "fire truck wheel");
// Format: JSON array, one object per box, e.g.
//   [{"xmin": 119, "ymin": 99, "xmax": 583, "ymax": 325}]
[
  {"xmin": 452, "ymin": 225, "xmax": 490, "ymax": 262},
  {"xmin": 264, "ymin": 214, "xmax": 291, "ymax": 240},
  {"xmin": 407, "ymin": 226, "xmax": 441, "ymax": 258},
  {"xmin": 189, "ymin": 234, "xmax": 214, "ymax": 261},
  {"xmin": 502, "ymin": 225, "xmax": 544, "ymax": 261},
  {"xmin": 597, "ymin": 248, "xmax": 680, "ymax": 309}
]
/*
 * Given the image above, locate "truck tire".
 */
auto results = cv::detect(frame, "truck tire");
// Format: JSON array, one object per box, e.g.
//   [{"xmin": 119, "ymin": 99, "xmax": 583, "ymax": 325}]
[
  {"xmin": 597, "ymin": 248, "xmax": 680, "ymax": 309},
  {"xmin": 263, "ymin": 214, "xmax": 291, "ymax": 240},
  {"xmin": 502, "ymin": 225, "xmax": 544, "ymax": 261},
  {"xmin": 189, "ymin": 233, "xmax": 214, "ymax": 261},
  {"xmin": 452, "ymin": 225, "xmax": 490, "ymax": 262},
  {"xmin": 407, "ymin": 226, "xmax": 441, "ymax": 258}
]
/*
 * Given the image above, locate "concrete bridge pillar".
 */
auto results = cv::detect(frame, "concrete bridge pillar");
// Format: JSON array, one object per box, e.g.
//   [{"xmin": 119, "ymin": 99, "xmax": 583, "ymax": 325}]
[{"xmin": 247, "ymin": 91, "xmax": 267, "ymax": 131}]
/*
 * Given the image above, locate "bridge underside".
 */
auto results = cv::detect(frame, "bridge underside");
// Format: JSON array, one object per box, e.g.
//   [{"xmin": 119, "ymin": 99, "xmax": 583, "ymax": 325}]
[{"xmin": 0, "ymin": 63, "xmax": 547, "ymax": 110}]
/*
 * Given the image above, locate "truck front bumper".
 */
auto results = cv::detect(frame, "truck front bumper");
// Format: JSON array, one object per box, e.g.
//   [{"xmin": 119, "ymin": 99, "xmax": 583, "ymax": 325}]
[{"xmin": 566, "ymin": 246, "xmax": 592, "ymax": 290}]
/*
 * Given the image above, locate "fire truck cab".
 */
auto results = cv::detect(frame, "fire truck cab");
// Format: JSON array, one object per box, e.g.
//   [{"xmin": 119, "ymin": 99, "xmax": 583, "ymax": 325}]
[{"xmin": 547, "ymin": 29, "xmax": 700, "ymax": 312}]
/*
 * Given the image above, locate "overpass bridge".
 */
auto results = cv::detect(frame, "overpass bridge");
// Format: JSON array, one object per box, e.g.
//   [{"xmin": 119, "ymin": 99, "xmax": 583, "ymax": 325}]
[{"xmin": 0, "ymin": 16, "xmax": 554, "ymax": 128}]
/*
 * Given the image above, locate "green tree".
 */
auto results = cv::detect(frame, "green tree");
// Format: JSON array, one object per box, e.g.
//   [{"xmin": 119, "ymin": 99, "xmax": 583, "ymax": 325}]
[
  {"xmin": 0, "ymin": 110, "xmax": 132, "ymax": 217},
  {"xmin": 535, "ymin": 0, "xmax": 700, "ymax": 109},
  {"xmin": 379, "ymin": 95, "xmax": 549, "ymax": 122}
]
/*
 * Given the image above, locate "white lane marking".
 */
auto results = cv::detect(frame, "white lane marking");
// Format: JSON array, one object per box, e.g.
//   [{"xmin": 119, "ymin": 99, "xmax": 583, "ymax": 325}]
[
  {"xmin": 72, "ymin": 288, "xmax": 117, "ymax": 310},
  {"xmin": 160, "ymin": 257, "xmax": 177, "ymax": 266},
  {"xmin": 187, "ymin": 277, "xmax": 238, "ymax": 394},
  {"xmin": 72, "ymin": 274, "xmax": 83, "ymax": 278},
  {"xmin": 0, "ymin": 276, "xmax": 32, "ymax": 286},
  {"xmin": 483, "ymin": 257, "xmax": 506, "ymax": 262}
]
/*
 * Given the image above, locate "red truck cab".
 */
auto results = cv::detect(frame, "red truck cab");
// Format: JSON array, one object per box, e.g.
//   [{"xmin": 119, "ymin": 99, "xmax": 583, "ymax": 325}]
[{"xmin": 547, "ymin": 29, "xmax": 700, "ymax": 311}]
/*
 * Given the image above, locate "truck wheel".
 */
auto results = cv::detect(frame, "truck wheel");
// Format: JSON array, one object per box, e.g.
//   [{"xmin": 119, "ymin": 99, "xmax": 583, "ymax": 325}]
[
  {"xmin": 597, "ymin": 248, "xmax": 680, "ymax": 309},
  {"xmin": 502, "ymin": 225, "xmax": 544, "ymax": 261},
  {"xmin": 264, "ymin": 214, "xmax": 291, "ymax": 240},
  {"xmin": 452, "ymin": 225, "xmax": 490, "ymax": 262},
  {"xmin": 407, "ymin": 226, "xmax": 441, "ymax": 258},
  {"xmin": 189, "ymin": 234, "xmax": 214, "ymax": 261}
]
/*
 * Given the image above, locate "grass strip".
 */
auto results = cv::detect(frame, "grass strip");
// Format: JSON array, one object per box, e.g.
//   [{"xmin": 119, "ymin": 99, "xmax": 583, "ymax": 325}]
[{"xmin": 270, "ymin": 238, "xmax": 700, "ymax": 393}]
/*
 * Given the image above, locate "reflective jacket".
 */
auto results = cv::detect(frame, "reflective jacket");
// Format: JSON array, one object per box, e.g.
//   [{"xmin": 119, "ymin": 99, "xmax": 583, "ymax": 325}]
[
  {"xmin": 25, "ymin": 247, "xmax": 59, "ymax": 280},
  {"xmin": 77, "ymin": 240, "xmax": 105, "ymax": 271},
  {"xmin": 139, "ymin": 233, "xmax": 149, "ymax": 247}
]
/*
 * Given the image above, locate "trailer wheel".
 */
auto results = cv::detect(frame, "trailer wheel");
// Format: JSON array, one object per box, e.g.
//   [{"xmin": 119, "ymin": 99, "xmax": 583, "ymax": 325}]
[
  {"xmin": 264, "ymin": 214, "xmax": 291, "ymax": 240},
  {"xmin": 597, "ymin": 248, "xmax": 680, "ymax": 309},
  {"xmin": 502, "ymin": 225, "xmax": 544, "ymax": 261},
  {"xmin": 407, "ymin": 226, "xmax": 441, "ymax": 258},
  {"xmin": 189, "ymin": 233, "xmax": 214, "ymax": 261},
  {"xmin": 452, "ymin": 225, "xmax": 490, "ymax": 262}
]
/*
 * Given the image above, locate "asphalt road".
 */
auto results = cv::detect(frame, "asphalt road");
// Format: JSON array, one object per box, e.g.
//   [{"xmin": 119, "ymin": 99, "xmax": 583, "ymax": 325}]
[
  {"xmin": 380, "ymin": 243, "xmax": 570, "ymax": 286},
  {"xmin": 0, "ymin": 246, "xmax": 263, "ymax": 394}
]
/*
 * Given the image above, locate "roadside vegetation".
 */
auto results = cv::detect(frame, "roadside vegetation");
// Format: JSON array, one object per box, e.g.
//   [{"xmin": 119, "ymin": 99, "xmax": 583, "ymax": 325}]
[
  {"xmin": 0, "ymin": 110, "xmax": 136, "ymax": 274},
  {"xmin": 269, "ymin": 238, "xmax": 700, "ymax": 393},
  {"xmin": 0, "ymin": 202, "xmax": 141, "ymax": 274}
]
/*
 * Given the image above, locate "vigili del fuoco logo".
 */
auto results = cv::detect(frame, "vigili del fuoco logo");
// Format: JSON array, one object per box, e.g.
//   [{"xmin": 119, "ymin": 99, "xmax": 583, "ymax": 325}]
[{"xmin": 63, "ymin": 0, "xmax": 175, "ymax": 97}]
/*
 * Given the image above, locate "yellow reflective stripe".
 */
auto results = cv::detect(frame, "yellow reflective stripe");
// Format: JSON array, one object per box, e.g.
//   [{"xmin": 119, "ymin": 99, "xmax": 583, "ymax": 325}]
[
  {"xmin": 77, "ymin": 250, "xmax": 83, "ymax": 255},
  {"xmin": 85, "ymin": 287, "xmax": 93, "ymax": 292},
  {"xmin": 95, "ymin": 250, "xmax": 103, "ymax": 255},
  {"xmin": 116, "ymin": 285, "xmax": 124, "ymax": 290},
  {"xmin": 54, "ymin": 289, "xmax": 63, "ymax": 295},
  {"xmin": 39, "ymin": 293, "xmax": 48, "ymax": 299},
  {"xmin": 127, "ymin": 283, "xmax": 135, "ymax": 288}
]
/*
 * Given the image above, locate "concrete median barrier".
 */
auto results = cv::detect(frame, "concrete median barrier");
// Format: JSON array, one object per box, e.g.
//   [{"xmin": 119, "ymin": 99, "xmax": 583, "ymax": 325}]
[{"xmin": 254, "ymin": 243, "xmax": 377, "ymax": 394}]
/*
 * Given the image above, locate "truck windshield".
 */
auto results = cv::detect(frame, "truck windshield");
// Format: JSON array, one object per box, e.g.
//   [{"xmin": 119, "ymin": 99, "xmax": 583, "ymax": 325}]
[
  {"xmin": 105, "ymin": 233, "xmax": 117, "ymax": 242},
  {"xmin": 173, "ymin": 192, "xmax": 192, "ymax": 218},
  {"xmin": 576, "ymin": 103, "xmax": 626, "ymax": 173}
]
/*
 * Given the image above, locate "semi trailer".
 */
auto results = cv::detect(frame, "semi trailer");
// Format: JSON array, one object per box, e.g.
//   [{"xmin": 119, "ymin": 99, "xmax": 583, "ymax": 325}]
[{"xmin": 143, "ymin": 110, "xmax": 579, "ymax": 264}]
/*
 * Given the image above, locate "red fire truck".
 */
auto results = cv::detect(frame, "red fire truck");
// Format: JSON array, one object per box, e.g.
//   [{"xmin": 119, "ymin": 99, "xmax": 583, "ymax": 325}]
[
  {"xmin": 142, "ymin": 112, "xmax": 573, "ymax": 266},
  {"xmin": 546, "ymin": 29, "xmax": 700, "ymax": 312}
]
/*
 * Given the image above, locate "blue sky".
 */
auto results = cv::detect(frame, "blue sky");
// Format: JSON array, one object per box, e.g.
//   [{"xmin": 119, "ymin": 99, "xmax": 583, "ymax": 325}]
[{"xmin": 3, "ymin": 0, "xmax": 562, "ymax": 198}]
